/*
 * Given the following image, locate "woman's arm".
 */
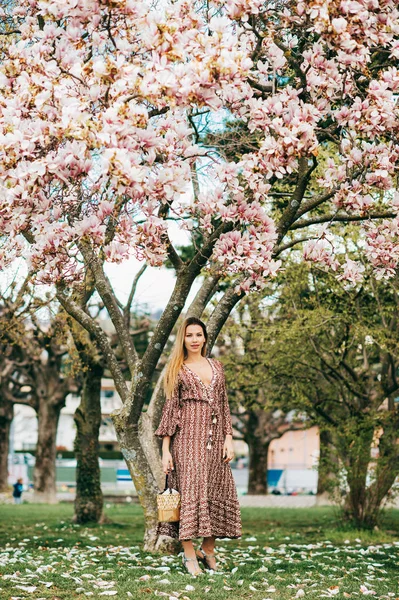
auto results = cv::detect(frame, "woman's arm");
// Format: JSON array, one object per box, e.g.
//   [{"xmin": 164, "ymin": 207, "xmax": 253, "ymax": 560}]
[
  {"xmin": 219, "ymin": 361, "xmax": 235, "ymax": 463},
  {"xmin": 161, "ymin": 436, "xmax": 174, "ymax": 473},
  {"xmin": 154, "ymin": 379, "xmax": 181, "ymax": 438}
]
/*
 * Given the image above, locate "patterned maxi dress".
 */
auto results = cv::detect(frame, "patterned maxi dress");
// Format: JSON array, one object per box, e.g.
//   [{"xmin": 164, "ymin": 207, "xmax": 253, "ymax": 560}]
[{"xmin": 155, "ymin": 357, "xmax": 242, "ymax": 541}]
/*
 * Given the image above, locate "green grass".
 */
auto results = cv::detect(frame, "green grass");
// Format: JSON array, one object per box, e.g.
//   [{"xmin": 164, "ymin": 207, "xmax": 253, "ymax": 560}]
[{"xmin": 1, "ymin": 504, "xmax": 399, "ymax": 599}]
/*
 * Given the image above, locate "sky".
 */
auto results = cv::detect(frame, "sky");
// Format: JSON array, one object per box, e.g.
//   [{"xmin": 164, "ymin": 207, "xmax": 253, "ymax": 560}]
[{"xmin": 105, "ymin": 257, "xmax": 202, "ymax": 314}]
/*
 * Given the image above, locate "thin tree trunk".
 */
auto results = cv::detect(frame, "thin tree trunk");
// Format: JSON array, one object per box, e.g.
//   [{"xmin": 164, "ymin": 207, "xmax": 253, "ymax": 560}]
[
  {"xmin": 33, "ymin": 399, "xmax": 64, "ymax": 503},
  {"xmin": 316, "ymin": 428, "xmax": 339, "ymax": 502},
  {"xmin": 0, "ymin": 400, "xmax": 13, "ymax": 491},
  {"xmin": 247, "ymin": 435, "xmax": 270, "ymax": 494},
  {"xmin": 340, "ymin": 424, "xmax": 374, "ymax": 527},
  {"xmin": 139, "ymin": 364, "xmax": 168, "ymax": 491},
  {"xmin": 73, "ymin": 361, "xmax": 104, "ymax": 523},
  {"xmin": 245, "ymin": 410, "xmax": 273, "ymax": 495},
  {"xmin": 361, "ymin": 414, "xmax": 399, "ymax": 528}
]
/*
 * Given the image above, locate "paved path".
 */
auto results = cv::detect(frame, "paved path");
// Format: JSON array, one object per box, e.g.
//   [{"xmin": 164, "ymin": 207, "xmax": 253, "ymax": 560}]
[
  {"xmin": 0, "ymin": 490, "xmax": 328, "ymax": 507},
  {"xmin": 239, "ymin": 494, "xmax": 323, "ymax": 507},
  {"xmin": 3, "ymin": 491, "xmax": 399, "ymax": 509}
]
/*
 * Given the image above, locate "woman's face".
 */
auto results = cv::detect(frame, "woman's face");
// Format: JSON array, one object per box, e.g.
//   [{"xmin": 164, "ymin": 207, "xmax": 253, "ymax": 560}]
[{"xmin": 184, "ymin": 324, "xmax": 206, "ymax": 353}]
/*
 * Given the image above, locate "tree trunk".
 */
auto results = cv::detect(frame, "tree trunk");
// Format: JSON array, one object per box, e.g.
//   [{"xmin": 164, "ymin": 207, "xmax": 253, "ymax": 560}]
[
  {"xmin": 361, "ymin": 414, "xmax": 399, "ymax": 528},
  {"xmin": 113, "ymin": 414, "xmax": 169, "ymax": 552},
  {"xmin": 33, "ymin": 399, "xmax": 64, "ymax": 503},
  {"xmin": 339, "ymin": 422, "xmax": 375, "ymax": 527},
  {"xmin": 247, "ymin": 435, "xmax": 270, "ymax": 494},
  {"xmin": 73, "ymin": 362, "xmax": 104, "ymax": 523},
  {"xmin": 139, "ymin": 366, "xmax": 168, "ymax": 491},
  {"xmin": 316, "ymin": 428, "xmax": 339, "ymax": 503},
  {"xmin": 0, "ymin": 400, "xmax": 13, "ymax": 491},
  {"xmin": 244, "ymin": 408, "xmax": 302, "ymax": 495},
  {"xmin": 246, "ymin": 410, "xmax": 272, "ymax": 495}
]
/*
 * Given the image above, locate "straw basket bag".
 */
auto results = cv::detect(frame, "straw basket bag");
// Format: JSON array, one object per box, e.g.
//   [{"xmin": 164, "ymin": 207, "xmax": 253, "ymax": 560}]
[{"xmin": 157, "ymin": 473, "xmax": 181, "ymax": 523}]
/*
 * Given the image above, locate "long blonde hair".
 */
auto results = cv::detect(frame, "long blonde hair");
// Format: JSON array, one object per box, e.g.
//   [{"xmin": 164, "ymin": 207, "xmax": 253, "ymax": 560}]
[{"xmin": 164, "ymin": 317, "xmax": 208, "ymax": 399}]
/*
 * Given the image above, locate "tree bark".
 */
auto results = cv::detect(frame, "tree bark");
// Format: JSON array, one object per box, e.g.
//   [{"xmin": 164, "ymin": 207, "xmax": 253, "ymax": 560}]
[
  {"xmin": 245, "ymin": 409, "xmax": 273, "ymax": 495},
  {"xmin": 357, "ymin": 412, "xmax": 399, "ymax": 528},
  {"xmin": 247, "ymin": 434, "xmax": 270, "ymax": 494},
  {"xmin": 33, "ymin": 398, "xmax": 64, "ymax": 503},
  {"xmin": 139, "ymin": 368, "xmax": 166, "ymax": 491},
  {"xmin": 339, "ymin": 423, "xmax": 375, "ymax": 527},
  {"xmin": 73, "ymin": 361, "xmax": 104, "ymax": 523},
  {"xmin": 0, "ymin": 400, "xmax": 13, "ymax": 491},
  {"xmin": 112, "ymin": 416, "xmax": 161, "ymax": 550},
  {"xmin": 244, "ymin": 408, "xmax": 304, "ymax": 495},
  {"xmin": 316, "ymin": 428, "xmax": 339, "ymax": 501}
]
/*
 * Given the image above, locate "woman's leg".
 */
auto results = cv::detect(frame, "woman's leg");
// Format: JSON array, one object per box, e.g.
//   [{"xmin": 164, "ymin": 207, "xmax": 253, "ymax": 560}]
[
  {"xmin": 198, "ymin": 536, "xmax": 217, "ymax": 570},
  {"xmin": 181, "ymin": 540, "xmax": 202, "ymax": 575}
]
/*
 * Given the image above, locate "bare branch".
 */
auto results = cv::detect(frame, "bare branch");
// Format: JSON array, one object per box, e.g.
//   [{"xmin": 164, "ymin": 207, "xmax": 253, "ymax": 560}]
[
  {"xmin": 78, "ymin": 242, "xmax": 139, "ymax": 375},
  {"xmin": 157, "ymin": 202, "xmax": 183, "ymax": 271},
  {"xmin": 189, "ymin": 221, "xmax": 233, "ymax": 276},
  {"xmin": 276, "ymin": 156, "xmax": 318, "ymax": 244},
  {"xmin": 247, "ymin": 77, "xmax": 274, "ymax": 95},
  {"xmin": 124, "ymin": 264, "xmax": 147, "ymax": 331},
  {"xmin": 273, "ymin": 235, "xmax": 317, "ymax": 257},
  {"xmin": 294, "ymin": 189, "xmax": 338, "ymax": 219},
  {"xmin": 186, "ymin": 274, "xmax": 221, "ymax": 319},
  {"xmin": 56, "ymin": 286, "xmax": 129, "ymax": 404},
  {"xmin": 291, "ymin": 211, "xmax": 396, "ymax": 231},
  {"xmin": 206, "ymin": 278, "xmax": 246, "ymax": 351}
]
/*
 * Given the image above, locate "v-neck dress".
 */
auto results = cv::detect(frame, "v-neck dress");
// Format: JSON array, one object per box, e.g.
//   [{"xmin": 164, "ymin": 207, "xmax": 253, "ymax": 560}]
[{"xmin": 155, "ymin": 358, "xmax": 242, "ymax": 541}]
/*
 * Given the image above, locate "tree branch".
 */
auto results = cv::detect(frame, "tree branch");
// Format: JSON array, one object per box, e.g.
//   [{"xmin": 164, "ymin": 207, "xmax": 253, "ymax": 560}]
[
  {"xmin": 56, "ymin": 286, "xmax": 129, "ymax": 403},
  {"xmin": 157, "ymin": 203, "xmax": 184, "ymax": 271},
  {"xmin": 291, "ymin": 211, "xmax": 396, "ymax": 231},
  {"xmin": 294, "ymin": 189, "xmax": 338, "ymax": 219},
  {"xmin": 276, "ymin": 156, "xmax": 318, "ymax": 244},
  {"xmin": 206, "ymin": 278, "xmax": 246, "ymax": 351},
  {"xmin": 273, "ymin": 235, "xmax": 317, "ymax": 257},
  {"xmin": 186, "ymin": 274, "xmax": 221, "ymax": 319},
  {"xmin": 124, "ymin": 264, "xmax": 147, "ymax": 331},
  {"xmin": 78, "ymin": 242, "xmax": 139, "ymax": 377},
  {"xmin": 189, "ymin": 221, "xmax": 233, "ymax": 276}
]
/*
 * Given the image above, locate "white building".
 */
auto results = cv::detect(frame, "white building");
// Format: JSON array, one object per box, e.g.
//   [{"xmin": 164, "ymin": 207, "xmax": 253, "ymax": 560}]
[{"xmin": 11, "ymin": 379, "xmax": 123, "ymax": 453}]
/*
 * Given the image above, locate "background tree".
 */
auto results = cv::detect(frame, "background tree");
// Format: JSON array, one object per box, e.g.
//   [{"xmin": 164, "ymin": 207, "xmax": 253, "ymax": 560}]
[
  {"xmin": 248, "ymin": 262, "xmax": 399, "ymax": 528},
  {"xmin": 219, "ymin": 304, "xmax": 306, "ymax": 494},
  {"xmin": 69, "ymin": 321, "xmax": 105, "ymax": 524},
  {"xmin": 0, "ymin": 280, "xmax": 80, "ymax": 503},
  {"xmin": 0, "ymin": 397, "xmax": 13, "ymax": 491},
  {"xmin": 0, "ymin": 345, "xmax": 33, "ymax": 491}
]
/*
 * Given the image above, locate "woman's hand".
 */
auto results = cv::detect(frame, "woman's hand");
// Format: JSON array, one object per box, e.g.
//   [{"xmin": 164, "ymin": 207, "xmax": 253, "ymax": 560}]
[
  {"xmin": 223, "ymin": 435, "xmax": 234, "ymax": 464},
  {"xmin": 162, "ymin": 450, "xmax": 174, "ymax": 474}
]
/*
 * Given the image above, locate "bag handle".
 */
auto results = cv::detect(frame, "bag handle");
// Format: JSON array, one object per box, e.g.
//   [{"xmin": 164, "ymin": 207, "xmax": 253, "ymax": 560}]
[{"xmin": 163, "ymin": 471, "xmax": 173, "ymax": 493}]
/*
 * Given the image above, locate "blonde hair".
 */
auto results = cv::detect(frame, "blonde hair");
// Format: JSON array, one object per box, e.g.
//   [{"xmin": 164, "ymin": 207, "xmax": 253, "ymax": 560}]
[{"xmin": 164, "ymin": 317, "xmax": 208, "ymax": 399}]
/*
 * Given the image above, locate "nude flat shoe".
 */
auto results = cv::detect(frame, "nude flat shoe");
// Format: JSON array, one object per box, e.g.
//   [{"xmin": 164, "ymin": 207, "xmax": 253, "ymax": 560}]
[
  {"xmin": 196, "ymin": 546, "xmax": 217, "ymax": 571},
  {"xmin": 182, "ymin": 555, "xmax": 202, "ymax": 576}
]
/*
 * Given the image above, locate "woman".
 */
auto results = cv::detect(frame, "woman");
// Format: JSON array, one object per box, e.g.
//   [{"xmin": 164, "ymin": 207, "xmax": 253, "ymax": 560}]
[{"xmin": 155, "ymin": 317, "xmax": 242, "ymax": 576}]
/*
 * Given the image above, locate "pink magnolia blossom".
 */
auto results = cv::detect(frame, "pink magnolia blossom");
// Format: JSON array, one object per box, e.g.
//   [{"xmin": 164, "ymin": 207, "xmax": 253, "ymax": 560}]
[
  {"xmin": 0, "ymin": 0, "xmax": 398, "ymax": 291},
  {"xmin": 337, "ymin": 258, "xmax": 365, "ymax": 284},
  {"xmin": 303, "ymin": 239, "xmax": 339, "ymax": 271}
]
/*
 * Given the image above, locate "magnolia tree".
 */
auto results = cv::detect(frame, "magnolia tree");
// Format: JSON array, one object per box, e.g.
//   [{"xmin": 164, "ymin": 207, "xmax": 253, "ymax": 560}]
[{"xmin": 1, "ymin": 0, "xmax": 399, "ymax": 547}]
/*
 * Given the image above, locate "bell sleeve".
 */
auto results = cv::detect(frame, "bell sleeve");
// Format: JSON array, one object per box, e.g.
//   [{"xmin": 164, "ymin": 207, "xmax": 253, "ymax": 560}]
[
  {"xmin": 220, "ymin": 363, "xmax": 233, "ymax": 436},
  {"xmin": 154, "ymin": 380, "xmax": 181, "ymax": 438}
]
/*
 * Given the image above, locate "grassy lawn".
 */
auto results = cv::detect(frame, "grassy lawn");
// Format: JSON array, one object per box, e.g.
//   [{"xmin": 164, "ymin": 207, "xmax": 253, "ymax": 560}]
[{"xmin": 1, "ymin": 503, "xmax": 399, "ymax": 599}]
